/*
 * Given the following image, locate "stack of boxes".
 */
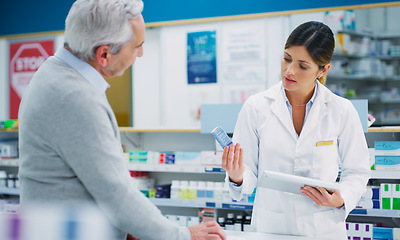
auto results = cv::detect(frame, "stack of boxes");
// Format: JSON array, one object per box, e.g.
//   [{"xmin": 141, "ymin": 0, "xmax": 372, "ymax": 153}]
[
  {"xmin": 374, "ymin": 141, "xmax": 400, "ymax": 211},
  {"xmin": 346, "ymin": 222, "xmax": 373, "ymax": 240},
  {"xmin": 374, "ymin": 141, "xmax": 400, "ymax": 171}
]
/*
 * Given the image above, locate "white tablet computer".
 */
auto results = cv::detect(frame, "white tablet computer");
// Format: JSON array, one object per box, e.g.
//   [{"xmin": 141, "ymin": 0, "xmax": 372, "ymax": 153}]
[{"xmin": 258, "ymin": 170, "xmax": 339, "ymax": 195}]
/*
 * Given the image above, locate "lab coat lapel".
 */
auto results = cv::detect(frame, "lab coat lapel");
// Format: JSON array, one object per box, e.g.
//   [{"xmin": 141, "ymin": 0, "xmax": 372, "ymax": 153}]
[
  {"xmin": 301, "ymin": 83, "xmax": 328, "ymax": 138},
  {"xmin": 269, "ymin": 89, "xmax": 298, "ymax": 141}
]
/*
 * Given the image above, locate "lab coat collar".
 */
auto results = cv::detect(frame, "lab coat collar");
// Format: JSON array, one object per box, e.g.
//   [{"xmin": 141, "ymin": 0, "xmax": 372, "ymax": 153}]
[{"xmin": 264, "ymin": 81, "xmax": 330, "ymax": 141}]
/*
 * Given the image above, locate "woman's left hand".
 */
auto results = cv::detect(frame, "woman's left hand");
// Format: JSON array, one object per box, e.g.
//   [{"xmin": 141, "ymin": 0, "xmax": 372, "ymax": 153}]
[{"xmin": 301, "ymin": 186, "xmax": 344, "ymax": 208}]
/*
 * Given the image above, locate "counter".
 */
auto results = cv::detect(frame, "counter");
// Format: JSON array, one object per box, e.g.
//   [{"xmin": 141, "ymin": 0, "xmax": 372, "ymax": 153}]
[{"xmin": 227, "ymin": 230, "xmax": 334, "ymax": 240}]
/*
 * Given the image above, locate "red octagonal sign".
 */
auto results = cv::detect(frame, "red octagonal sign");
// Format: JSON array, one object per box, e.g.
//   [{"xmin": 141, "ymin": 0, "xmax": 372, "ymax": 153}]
[{"xmin": 9, "ymin": 40, "xmax": 54, "ymax": 119}]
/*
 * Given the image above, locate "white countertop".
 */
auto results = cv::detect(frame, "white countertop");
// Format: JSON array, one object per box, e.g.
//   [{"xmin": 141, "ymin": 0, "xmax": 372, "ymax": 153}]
[{"xmin": 226, "ymin": 230, "xmax": 333, "ymax": 240}]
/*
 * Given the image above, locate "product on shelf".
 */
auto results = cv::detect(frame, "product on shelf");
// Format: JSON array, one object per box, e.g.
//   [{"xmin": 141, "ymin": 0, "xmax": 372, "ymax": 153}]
[
  {"xmin": 234, "ymin": 215, "xmax": 243, "ymax": 231},
  {"xmin": 156, "ymin": 184, "xmax": 171, "ymax": 198},
  {"xmin": 243, "ymin": 216, "xmax": 252, "ymax": 232},
  {"xmin": 0, "ymin": 141, "xmax": 19, "ymax": 159},
  {"xmin": 0, "ymin": 120, "xmax": 18, "ymax": 130},
  {"xmin": 0, "ymin": 171, "xmax": 6, "ymax": 188},
  {"xmin": 346, "ymin": 222, "xmax": 373, "ymax": 240},
  {"xmin": 127, "ymin": 150, "xmax": 222, "ymax": 167},
  {"xmin": 217, "ymin": 217, "xmax": 225, "ymax": 230},
  {"xmin": 188, "ymin": 181, "xmax": 197, "ymax": 200},
  {"xmin": 225, "ymin": 213, "xmax": 235, "ymax": 231},
  {"xmin": 170, "ymin": 180, "xmax": 180, "ymax": 199},
  {"xmin": 179, "ymin": 180, "xmax": 189, "ymax": 199}
]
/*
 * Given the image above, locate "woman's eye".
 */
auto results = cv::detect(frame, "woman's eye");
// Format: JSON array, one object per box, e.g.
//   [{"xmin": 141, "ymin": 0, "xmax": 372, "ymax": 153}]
[
  {"xmin": 299, "ymin": 65, "xmax": 307, "ymax": 70},
  {"xmin": 284, "ymin": 58, "xmax": 291, "ymax": 62}
]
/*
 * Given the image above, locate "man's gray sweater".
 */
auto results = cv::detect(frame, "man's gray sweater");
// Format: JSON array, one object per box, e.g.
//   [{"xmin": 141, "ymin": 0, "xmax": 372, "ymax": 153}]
[{"xmin": 18, "ymin": 56, "xmax": 190, "ymax": 240}]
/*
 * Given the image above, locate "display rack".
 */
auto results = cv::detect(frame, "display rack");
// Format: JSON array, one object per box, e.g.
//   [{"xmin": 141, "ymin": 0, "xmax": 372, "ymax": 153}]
[
  {"xmin": 328, "ymin": 30, "xmax": 400, "ymax": 126},
  {"xmin": 1, "ymin": 128, "xmax": 400, "ymax": 224}
]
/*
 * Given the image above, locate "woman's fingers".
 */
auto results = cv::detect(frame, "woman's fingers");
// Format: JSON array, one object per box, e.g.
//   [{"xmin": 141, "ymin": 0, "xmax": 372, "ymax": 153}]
[{"xmin": 232, "ymin": 143, "xmax": 241, "ymax": 167}]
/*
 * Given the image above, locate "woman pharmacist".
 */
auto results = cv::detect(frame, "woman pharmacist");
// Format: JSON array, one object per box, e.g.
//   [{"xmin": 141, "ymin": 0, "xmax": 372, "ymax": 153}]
[{"xmin": 222, "ymin": 21, "xmax": 371, "ymax": 239}]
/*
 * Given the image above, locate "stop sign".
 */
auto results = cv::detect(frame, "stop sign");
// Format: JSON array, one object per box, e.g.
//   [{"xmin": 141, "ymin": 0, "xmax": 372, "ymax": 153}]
[{"xmin": 9, "ymin": 40, "xmax": 54, "ymax": 118}]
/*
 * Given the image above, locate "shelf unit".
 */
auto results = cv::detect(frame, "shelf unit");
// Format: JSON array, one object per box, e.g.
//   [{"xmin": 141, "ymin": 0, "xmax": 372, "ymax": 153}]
[
  {"xmin": 2, "ymin": 128, "xmax": 400, "ymax": 223},
  {"xmin": 0, "ymin": 188, "xmax": 19, "ymax": 196},
  {"xmin": 328, "ymin": 30, "xmax": 400, "ymax": 126}
]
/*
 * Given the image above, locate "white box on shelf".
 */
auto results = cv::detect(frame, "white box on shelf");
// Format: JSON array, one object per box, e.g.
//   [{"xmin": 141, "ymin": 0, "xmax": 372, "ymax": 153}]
[
  {"xmin": 201, "ymin": 151, "xmax": 222, "ymax": 166},
  {"xmin": 175, "ymin": 152, "xmax": 201, "ymax": 165}
]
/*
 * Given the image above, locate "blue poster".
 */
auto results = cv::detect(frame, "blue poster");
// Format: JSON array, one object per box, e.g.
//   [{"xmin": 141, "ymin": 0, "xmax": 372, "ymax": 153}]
[{"xmin": 187, "ymin": 31, "xmax": 217, "ymax": 84}]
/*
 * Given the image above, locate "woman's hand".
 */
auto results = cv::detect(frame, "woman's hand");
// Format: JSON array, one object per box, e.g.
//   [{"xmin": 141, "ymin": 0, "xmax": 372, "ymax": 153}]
[
  {"xmin": 221, "ymin": 143, "xmax": 244, "ymax": 185},
  {"xmin": 301, "ymin": 186, "xmax": 344, "ymax": 208}
]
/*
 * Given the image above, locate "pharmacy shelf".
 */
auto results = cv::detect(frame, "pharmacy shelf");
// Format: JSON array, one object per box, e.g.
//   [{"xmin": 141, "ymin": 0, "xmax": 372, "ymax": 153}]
[
  {"xmin": 127, "ymin": 163, "xmax": 225, "ymax": 174},
  {"xmin": 150, "ymin": 199, "xmax": 400, "ymax": 216},
  {"xmin": 0, "ymin": 187, "xmax": 19, "ymax": 196},
  {"xmin": 328, "ymin": 74, "xmax": 387, "ymax": 81},
  {"xmin": 368, "ymin": 127, "xmax": 400, "ymax": 132},
  {"xmin": 0, "ymin": 159, "xmax": 19, "ymax": 167},
  {"xmin": 0, "ymin": 130, "xmax": 18, "ymax": 141},
  {"xmin": 149, "ymin": 198, "xmax": 253, "ymax": 210},
  {"xmin": 119, "ymin": 127, "xmax": 200, "ymax": 133},
  {"xmin": 350, "ymin": 208, "xmax": 400, "ymax": 218}
]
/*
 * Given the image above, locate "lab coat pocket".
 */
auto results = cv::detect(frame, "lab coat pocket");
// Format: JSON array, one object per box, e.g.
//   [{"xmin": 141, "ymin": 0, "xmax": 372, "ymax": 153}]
[
  {"xmin": 255, "ymin": 207, "xmax": 287, "ymax": 234},
  {"xmin": 313, "ymin": 137, "xmax": 339, "ymax": 180},
  {"xmin": 314, "ymin": 209, "xmax": 346, "ymax": 238}
]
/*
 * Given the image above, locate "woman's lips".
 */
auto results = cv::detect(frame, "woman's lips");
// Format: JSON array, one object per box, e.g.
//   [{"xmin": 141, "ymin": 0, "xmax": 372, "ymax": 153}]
[{"xmin": 285, "ymin": 77, "xmax": 296, "ymax": 83}]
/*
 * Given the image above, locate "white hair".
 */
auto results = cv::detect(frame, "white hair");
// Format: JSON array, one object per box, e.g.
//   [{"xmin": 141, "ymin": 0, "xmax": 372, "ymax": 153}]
[{"xmin": 64, "ymin": 0, "xmax": 144, "ymax": 61}]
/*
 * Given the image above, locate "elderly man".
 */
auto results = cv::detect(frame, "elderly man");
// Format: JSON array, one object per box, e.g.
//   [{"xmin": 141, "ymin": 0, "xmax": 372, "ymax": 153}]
[{"xmin": 18, "ymin": 1, "xmax": 226, "ymax": 240}]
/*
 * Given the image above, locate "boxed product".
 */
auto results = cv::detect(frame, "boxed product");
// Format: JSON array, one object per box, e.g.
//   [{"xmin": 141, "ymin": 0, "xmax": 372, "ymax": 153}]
[
  {"xmin": 0, "ymin": 120, "xmax": 18, "ymax": 129},
  {"xmin": 129, "ymin": 150, "xmax": 147, "ymax": 163},
  {"xmin": 0, "ymin": 142, "xmax": 19, "ymax": 158},
  {"xmin": 160, "ymin": 152, "xmax": 175, "ymax": 164},
  {"xmin": 375, "ymin": 156, "xmax": 400, "ymax": 170},
  {"xmin": 375, "ymin": 141, "xmax": 400, "ymax": 156},
  {"xmin": 175, "ymin": 151, "xmax": 201, "ymax": 165},
  {"xmin": 201, "ymin": 151, "xmax": 222, "ymax": 166}
]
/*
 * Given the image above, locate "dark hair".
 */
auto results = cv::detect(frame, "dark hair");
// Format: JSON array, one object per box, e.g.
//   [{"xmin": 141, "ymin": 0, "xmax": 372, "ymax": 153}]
[{"xmin": 284, "ymin": 21, "xmax": 334, "ymax": 85}]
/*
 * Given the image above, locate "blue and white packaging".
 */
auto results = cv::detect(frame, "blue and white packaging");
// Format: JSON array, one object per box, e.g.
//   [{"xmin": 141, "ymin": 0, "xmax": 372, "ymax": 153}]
[
  {"xmin": 211, "ymin": 126, "xmax": 233, "ymax": 149},
  {"xmin": 375, "ymin": 156, "xmax": 400, "ymax": 170},
  {"xmin": 375, "ymin": 141, "xmax": 400, "ymax": 156},
  {"xmin": 373, "ymin": 227, "xmax": 393, "ymax": 240},
  {"xmin": 175, "ymin": 152, "xmax": 201, "ymax": 165}
]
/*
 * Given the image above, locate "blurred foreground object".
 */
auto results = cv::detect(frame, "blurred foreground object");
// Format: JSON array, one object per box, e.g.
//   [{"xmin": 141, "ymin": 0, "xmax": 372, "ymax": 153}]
[{"xmin": 0, "ymin": 203, "xmax": 115, "ymax": 240}]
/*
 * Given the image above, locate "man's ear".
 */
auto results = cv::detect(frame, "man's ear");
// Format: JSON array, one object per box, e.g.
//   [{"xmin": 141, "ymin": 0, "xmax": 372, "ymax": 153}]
[{"xmin": 95, "ymin": 45, "xmax": 110, "ymax": 67}]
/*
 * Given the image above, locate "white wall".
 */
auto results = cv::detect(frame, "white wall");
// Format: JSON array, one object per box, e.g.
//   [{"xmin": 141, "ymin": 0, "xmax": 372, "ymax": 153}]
[
  {"xmin": 133, "ymin": 17, "xmax": 289, "ymax": 128},
  {"xmin": 0, "ymin": 39, "xmax": 8, "ymax": 120},
  {"xmin": 133, "ymin": 28, "xmax": 162, "ymax": 128}
]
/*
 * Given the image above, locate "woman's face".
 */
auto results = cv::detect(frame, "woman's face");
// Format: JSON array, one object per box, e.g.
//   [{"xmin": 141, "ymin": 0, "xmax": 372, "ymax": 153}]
[{"xmin": 281, "ymin": 45, "xmax": 326, "ymax": 95}]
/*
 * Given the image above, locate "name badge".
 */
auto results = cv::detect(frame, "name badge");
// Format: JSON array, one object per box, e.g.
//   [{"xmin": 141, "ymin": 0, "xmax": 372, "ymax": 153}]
[{"xmin": 316, "ymin": 140, "xmax": 334, "ymax": 147}]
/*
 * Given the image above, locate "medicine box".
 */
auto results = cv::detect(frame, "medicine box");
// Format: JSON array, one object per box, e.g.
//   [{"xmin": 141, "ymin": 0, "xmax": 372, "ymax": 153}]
[
  {"xmin": 380, "ymin": 183, "xmax": 392, "ymax": 210},
  {"xmin": 375, "ymin": 141, "xmax": 400, "ymax": 155},
  {"xmin": 175, "ymin": 152, "xmax": 201, "ymax": 165},
  {"xmin": 129, "ymin": 151, "xmax": 147, "ymax": 163},
  {"xmin": 159, "ymin": 152, "xmax": 175, "ymax": 164},
  {"xmin": 0, "ymin": 143, "xmax": 18, "ymax": 158},
  {"xmin": 373, "ymin": 227, "xmax": 393, "ymax": 240},
  {"xmin": 375, "ymin": 156, "xmax": 400, "ymax": 170},
  {"xmin": 201, "ymin": 151, "xmax": 222, "ymax": 166}
]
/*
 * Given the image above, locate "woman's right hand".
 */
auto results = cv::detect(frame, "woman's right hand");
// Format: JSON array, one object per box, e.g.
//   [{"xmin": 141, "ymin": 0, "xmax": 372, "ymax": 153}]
[{"xmin": 221, "ymin": 143, "xmax": 244, "ymax": 185}]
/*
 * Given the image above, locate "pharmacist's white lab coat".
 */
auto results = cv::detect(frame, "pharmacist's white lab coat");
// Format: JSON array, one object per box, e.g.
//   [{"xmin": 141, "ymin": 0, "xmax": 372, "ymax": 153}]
[{"xmin": 227, "ymin": 81, "xmax": 371, "ymax": 239}]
